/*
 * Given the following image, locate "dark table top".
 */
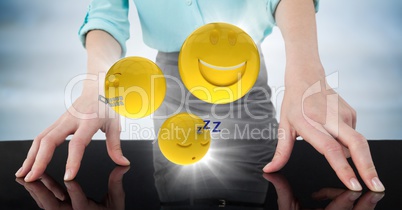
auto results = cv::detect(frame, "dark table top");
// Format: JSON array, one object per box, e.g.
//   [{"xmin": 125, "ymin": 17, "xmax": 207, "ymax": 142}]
[{"xmin": 0, "ymin": 140, "xmax": 401, "ymax": 209}]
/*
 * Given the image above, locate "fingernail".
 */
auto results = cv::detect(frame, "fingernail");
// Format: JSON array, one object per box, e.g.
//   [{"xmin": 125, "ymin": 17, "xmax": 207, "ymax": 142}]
[
  {"xmin": 64, "ymin": 181, "xmax": 72, "ymax": 189},
  {"xmin": 348, "ymin": 192, "xmax": 361, "ymax": 201},
  {"xmin": 349, "ymin": 178, "xmax": 362, "ymax": 191},
  {"xmin": 371, "ymin": 177, "xmax": 385, "ymax": 192},
  {"xmin": 15, "ymin": 178, "xmax": 25, "ymax": 185},
  {"xmin": 64, "ymin": 169, "xmax": 72, "ymax": 181},
  {"xmin": 370, "ymin": 193, "xmax": 385, "ymax": 204},
  {"xmin": 59, "ymin": 194, "xmax": 66, "ymax": 201},
  {"xmin": 263, "ymin": 162, "xmax": 271, "ymax": 171},
  {"xmin": 122, "ymin": 156, "xmax": 130, "ymax": 165},
  {"xmin": 24, "ymin": 171, "xmax": 33, "ymax": 182},
  {"xmin": 15, "ymin": 167, "xmax": 23, "ymax": 177}
]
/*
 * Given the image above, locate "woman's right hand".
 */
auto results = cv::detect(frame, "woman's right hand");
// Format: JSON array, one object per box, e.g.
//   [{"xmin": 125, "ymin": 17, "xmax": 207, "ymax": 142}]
[
  {"xmin": 15, "ymin": 29, "xmax": 128, "ymax": 182},
  {"xmin": 15, "ymin": 88, "xmax": 130, "ymax": 182}
]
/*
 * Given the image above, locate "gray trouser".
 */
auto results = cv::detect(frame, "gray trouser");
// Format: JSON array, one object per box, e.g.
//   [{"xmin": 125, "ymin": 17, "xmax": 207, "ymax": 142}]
[{"xmin": 152, "ymin": 49, "xmax": 278, "ymax": 204}]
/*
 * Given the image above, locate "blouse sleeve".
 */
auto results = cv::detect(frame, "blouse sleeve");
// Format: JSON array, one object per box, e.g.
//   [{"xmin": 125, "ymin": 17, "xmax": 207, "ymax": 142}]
[
  {"xmin": 78, "ymin": 0, "xmax": 130, "ymax": 56},
  {"xmin": 266, "ymin": 0, "xmax": 320, "ymax": 26}
]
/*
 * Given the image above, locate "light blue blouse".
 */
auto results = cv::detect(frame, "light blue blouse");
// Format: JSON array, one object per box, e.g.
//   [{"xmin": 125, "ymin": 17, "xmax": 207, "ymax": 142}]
[{"xmin": 78, "ymin": 0, "xmax": 319, "ymax": 55}]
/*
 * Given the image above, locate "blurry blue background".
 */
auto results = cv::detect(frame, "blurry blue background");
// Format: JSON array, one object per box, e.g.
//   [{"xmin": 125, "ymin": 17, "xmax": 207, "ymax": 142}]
[{"xmin": 0, "ymin": 0, "xmax": 401, "ymax": 140}]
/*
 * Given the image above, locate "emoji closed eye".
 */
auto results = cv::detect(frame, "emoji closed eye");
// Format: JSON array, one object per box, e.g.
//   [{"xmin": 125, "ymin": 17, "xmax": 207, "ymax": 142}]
[
  {"xmin": 199, "ymin": 59, "xmax": 246, "ymax": 71},
  {"xmin": 177, "ymin": 142, "xmax": 192, "ymax": 147},
  {"xmin": 200, "ymin": 141, "xmax": 210, "ymax": 147}
]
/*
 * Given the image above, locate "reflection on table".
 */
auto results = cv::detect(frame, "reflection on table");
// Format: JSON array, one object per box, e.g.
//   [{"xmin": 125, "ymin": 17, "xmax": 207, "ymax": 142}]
[{"xmin": 15, "ymin": 139, "xmax": 385, "ymax": 209}]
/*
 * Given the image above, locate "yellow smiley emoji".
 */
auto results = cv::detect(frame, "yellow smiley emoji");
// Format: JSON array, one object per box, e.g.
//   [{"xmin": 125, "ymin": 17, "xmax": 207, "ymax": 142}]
[
  {"xmin": 158, "ymin": 113, "xmax": 211, "ymax": 165},
  {"xmin": 105, "ymin": 56, "xmax": 166, "ymax": 118},
  {"xmin": 179, "ymin": 22, "xmax": 260, "ymax": 104}
]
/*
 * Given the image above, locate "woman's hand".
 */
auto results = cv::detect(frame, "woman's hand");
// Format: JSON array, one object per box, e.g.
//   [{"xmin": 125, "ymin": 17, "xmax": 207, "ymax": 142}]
[
  {"xmin": 15, "ymin": 30, "xmax": 127, "ymax": 182},
  {"xmin": 15, "ymin": 90, "xmax": 130, "ymax": 182},
  {"xmin": 264, "ymin": 0, "xmax": 385, "ymax": 192},
  {"xmin": 263, "ymin": 72, "xmax": 384, "ymax": 192}
]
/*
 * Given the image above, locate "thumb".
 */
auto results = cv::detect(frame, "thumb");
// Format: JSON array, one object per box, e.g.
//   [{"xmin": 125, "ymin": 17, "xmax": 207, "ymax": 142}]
[
  {"xmin": 263, "ymin": 120, "xmax": 295, "ymax": 173},
  {"xmin": 106, "ymin": 119, "xmax": 130, "ymax": 166}
]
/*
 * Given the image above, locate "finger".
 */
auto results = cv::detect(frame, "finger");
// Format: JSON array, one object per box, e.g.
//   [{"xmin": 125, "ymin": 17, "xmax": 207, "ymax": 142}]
[
  {"xmin": 107, "ymin": 166, "xmax": 130, "ymax": 209},
  {"xmin": 16, "ymin": 177, "xmax": 45, "ymax": 208},
  {"xmin": 23, "ymin": 182, "xmax": 44, "ymax": 209},
  {"xmin": 15, "ymin": 177, "xmax": 26, "ymax": 186},
  {"xmin": 335, "ymin": 123, "xmax": 384, "ymax": 192},
  {"xmin": 16, "ymin": 121, "xmax": 59, "ymax": 177},
  {"xmin": 25, "ymin": 124, "xmax": 74, "ymax": 182},
  {"xmin": 263, "ymin": 173, "xmax": 297, "ymax": 210},
  {"xmin": 311, "ymin": 188, "xmax": 346, "ymax": 200},
  {"xmin": 354, "ymin": 192, "xmax": 384, "ymax": 210},
  {"xmin": 23, "ymin": 181, "xmax": 62, "ymax": 209},
  {"xmin": 65, "ymin": 181, "xmax": 89, "ymax": 210},
  {"xmin": 64, "ymin": 124, "xmax": 97, "ymax": 181},
  {"xmin": 342, "ymin": 110, "xmax": 354, "ymax": 129},
  {"xmin": 339, "ymin": 96, "xmax": 357, "ymax": 129},
  {"xmin": 262, "ymin": 173, "xmax": 292, "ymax": 194},
  {"xmin": 295, "ymin": 120, "xmax": 362, "ymax": 191},
  {"xmin": 263, "ymin": 120, "xmax": 295, "ymax": 173},
  {"xmin": 342, "ymin": 146, "xmax": 351, "ymax": 158},
  {"xmin": 322, "ymin": 108, "xmax": 352, "ymax": 158},
  {"xmin": 105, "ymin": 119, "xmax": 130, "ymax": 166},
  {"xmin": 325, "ymin": 190, "xmax": 361, "ymax": 210},
  {"xmin": 352, "ymin": 110, "xmax": 357, "ymax": 129},
  {"xmin": 40, "ymin": 174, "xmax": 66, "ymax": 201}
]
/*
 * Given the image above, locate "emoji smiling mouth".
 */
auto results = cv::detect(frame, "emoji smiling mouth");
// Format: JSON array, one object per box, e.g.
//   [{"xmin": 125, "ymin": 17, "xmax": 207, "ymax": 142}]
[
  {"xmin": 199, "ymin": 59, "xmax": 246, "ymax": 71},
  {"xmin": 198, "ymin": 59, "xmax": 247, "ymax": 86}
]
